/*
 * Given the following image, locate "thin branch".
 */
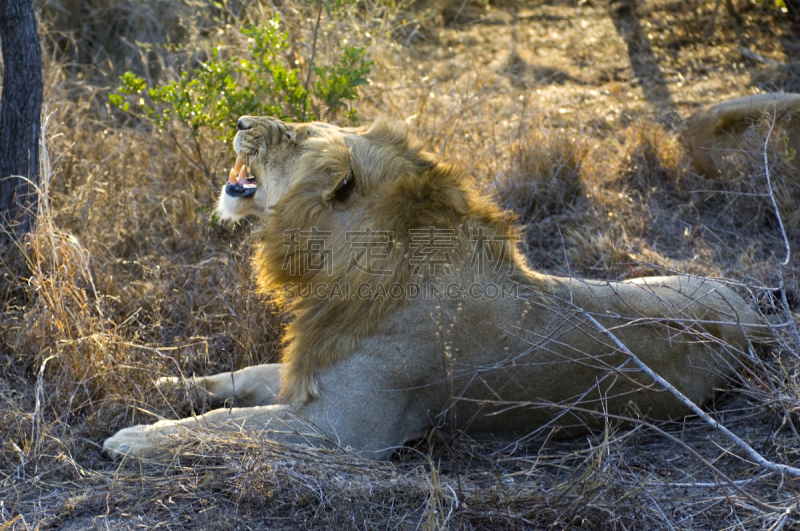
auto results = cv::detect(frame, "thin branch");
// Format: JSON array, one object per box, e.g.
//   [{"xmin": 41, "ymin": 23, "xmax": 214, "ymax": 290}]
[
  {"xmin": 641, "ymin": 421, "xmax": 794, "ymax": 514},
  {"xmin": 164, "ymin": 128, "xmax": 207, "ymax": 175},
  {"xmin": 665, "ymin": 474, "xmax": 770, "ymax": 488},
  {"xmin": 513, "ymin": 399, "xmax": 794, "ymax": 513},
  {"xmin": 303, "ymin": 0, "xmax": 325, "ymax": 114},
  {"xmin": 739, "ymin": 46, "xmax": 786, "ymax": 67},
  {"xmin": 574, "ymin": 306, "xmax": 800, "ymax": 478},
  {"xmin": 702, "ymin": 0, "xmax": 722, "ymax": 42},
  {"xmin": 761, "ymin": 97, "xmax": 800, "ymax": 351},
  {"xmin": 763, "ymin": 102, "xmax": 791, "ymax": 269},
  {"xmin": 724, "ymin": 0, "xmax": 744, "ymax": 37},
  {"xmin": 190, "ymin": 132, "xmax": 214, "ymax": 186}
]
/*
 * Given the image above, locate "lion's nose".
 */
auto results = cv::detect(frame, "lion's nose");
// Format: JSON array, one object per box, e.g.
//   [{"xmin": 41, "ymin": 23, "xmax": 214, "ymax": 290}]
[{"xmin": 237, "ymin": 117, "xmax": 254, "ymax": 131}]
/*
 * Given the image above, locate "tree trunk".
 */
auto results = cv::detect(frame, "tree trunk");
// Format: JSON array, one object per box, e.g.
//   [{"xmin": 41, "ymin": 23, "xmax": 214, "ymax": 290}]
[{"xmin": 0, "ymin": 0, "xmax": 42, "ymax": 241}]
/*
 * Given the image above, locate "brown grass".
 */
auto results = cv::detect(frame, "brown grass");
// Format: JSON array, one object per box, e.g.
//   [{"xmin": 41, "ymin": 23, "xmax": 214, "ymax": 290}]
[
  {"xmin": 495, "ymin": 128, "xmax": 590, "ymax": 225},
  {"xmin": 618, "ymin": 119, "xmax": 689, "ymax": 197},
  {"xmin": 494, "ymin": 127, "xmax": 597, "ymax": 267},
  {"xmin": 2, "ymin": 0, "xmax": 800, "ymax": 528}
]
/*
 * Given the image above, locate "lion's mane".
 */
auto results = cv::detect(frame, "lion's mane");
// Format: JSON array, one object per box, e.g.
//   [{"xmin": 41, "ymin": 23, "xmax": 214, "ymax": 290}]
[{"xmin": 252, "ymin": 120, "xmax": 543, "ymax": 404}]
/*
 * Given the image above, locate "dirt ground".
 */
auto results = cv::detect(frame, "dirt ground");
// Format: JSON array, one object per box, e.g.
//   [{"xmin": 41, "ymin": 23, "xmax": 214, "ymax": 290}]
[{"xmin": 2, "ymin": 0, "xmax": 800, "ymax": 529}]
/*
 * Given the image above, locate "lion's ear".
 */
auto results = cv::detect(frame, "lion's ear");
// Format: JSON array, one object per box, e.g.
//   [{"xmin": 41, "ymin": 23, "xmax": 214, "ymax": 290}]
[{"xmin": 329, "ymin": 171, "xmax": 356, "ymax": 203}]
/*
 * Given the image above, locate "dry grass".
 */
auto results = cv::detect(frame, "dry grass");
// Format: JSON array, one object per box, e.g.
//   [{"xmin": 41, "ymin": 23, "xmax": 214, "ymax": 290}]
[
  {"xmin": 496, "ymin": 129, "xmax": 589, "ymax": 224},
  {"xmin": 618, "ymin": 119, "xmax": 689, "ymax": 197},
  {"xmin": 494, "ymin": 127, "xmax": 596, "ymax": 266},
  {"xmin": 2, "ymin": 0, "xmax": 800, "ymax": 528}
]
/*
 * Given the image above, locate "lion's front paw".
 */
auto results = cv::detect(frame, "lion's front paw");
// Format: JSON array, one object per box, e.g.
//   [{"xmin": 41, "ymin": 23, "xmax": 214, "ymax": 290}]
[{"xmin": 102, "ymin": 422, "xmax": 178, "ymax": 461}]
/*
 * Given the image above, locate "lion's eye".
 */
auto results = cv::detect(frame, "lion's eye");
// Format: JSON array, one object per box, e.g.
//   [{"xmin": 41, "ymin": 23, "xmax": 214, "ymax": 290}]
[{"xmin": 332, "ymin": 173, "xmax": 356, "ymax": 202}]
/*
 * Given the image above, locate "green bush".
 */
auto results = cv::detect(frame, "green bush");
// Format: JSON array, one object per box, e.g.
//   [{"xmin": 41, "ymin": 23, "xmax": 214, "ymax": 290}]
[{"xmin": 109, "ymin": 13, "xmax": 372, "ymax": 148}]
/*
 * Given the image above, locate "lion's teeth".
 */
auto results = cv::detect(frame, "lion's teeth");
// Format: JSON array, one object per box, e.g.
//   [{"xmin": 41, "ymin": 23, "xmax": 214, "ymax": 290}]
[
  {"xmin": 227, "ymin": 156, "xmax": 256, "ymax": 188},
  {"xmin": 233, "ymin": 154, "xmax": 245, "ymax": 175},
  {"xmin": 236, "ymin": 165, "xmax": 256, "ymax": 188},
  {"xmin": 228, "ymin": 154, "xmax": 246, "ymax": 185}
]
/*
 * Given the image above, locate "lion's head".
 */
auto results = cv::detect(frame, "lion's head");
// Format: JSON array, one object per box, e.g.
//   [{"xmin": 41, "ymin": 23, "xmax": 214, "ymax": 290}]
[
  {"xmin": 218, "ymin": 116, "xmax": 435, "ymax": 222},
  {"xmin": 218, "ymin": 116, "xmax": 527, "ymax": 288},
  {"xmin": 217, "ymin": 116, "xmax": 532, "ymax": 404}
]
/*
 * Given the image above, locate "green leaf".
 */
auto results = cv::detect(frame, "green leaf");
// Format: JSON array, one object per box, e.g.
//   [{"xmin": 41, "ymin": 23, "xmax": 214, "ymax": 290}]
[{"xmin": 109, "ymin": 10, "xmax": 371, "ymax": 225}]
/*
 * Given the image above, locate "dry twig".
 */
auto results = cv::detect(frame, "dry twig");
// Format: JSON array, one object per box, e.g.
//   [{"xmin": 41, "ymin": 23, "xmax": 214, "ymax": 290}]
[
  {"xmin": 761, "ymin": 97, "xmax": 800, "ymax": 352},
  {"xmin": 575, "ymin": 306, "xmax": 800, "ymax": 478}
]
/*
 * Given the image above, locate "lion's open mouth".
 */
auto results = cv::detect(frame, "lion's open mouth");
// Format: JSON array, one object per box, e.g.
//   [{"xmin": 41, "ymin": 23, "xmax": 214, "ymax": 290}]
[{"xmin": 225, "ymin": 154, "xmax": 257, "ymax": 198}]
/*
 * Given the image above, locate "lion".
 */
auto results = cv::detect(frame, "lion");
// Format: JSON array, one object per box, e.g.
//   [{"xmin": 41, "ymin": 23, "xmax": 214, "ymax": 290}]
[
  {"xmin": 103, "ymin": 116, "xmax": 767, "ymax": 461},
  {"xmin": 682, "ymin": 93, "xmax": 800, "ymax": 177}
]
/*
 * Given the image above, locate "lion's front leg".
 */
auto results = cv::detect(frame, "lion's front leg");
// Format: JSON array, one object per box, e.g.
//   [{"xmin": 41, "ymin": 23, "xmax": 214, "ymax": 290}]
[
  {"xmin": 104, "ymin": 349, "xmax": 434, "ymax": 461},
  {"xmin": 101, "ymin": 417, "xmax": 191, "ymax": 460},
  {"xmin": 157, "ymin": 363, "xmax": 285, "ymax": 407},
  {"xmin": 102, "ymin": 403, "xmax": 327, "ymax": 460}
]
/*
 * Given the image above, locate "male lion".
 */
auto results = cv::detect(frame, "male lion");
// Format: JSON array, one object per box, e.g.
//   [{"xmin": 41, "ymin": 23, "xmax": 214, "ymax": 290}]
[{"xmin": 104, "ymin": 116, "xmax": 765, "ymax": 460}]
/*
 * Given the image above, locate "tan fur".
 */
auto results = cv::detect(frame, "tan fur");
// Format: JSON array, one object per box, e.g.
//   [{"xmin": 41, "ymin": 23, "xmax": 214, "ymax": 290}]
[
  {"xmin": 104, "ymin": 116, "xmax": 767, "ymax": 461},
  {"xmin": 682, "ymin": 93, "xmax": 800, "ymax": 176},
  {"xmin": 251, "ymin": 119, "xmax": 539, "ymax": 405}
]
